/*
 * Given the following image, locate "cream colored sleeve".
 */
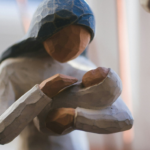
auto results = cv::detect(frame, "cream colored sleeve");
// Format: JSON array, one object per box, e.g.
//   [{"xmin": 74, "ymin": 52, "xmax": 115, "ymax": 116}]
[
  {"xmin": 0, "ymin": 85, "xmax": 52, "ymax": 144},
  {"xmin": 74, "ymin": 97, "xmax": 133, "ymax": 134}
]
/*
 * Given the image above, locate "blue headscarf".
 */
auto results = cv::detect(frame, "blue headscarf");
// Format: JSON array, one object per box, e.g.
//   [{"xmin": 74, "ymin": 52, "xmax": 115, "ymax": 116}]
[{"xmin": 0, "ymin": 0, "xmax": 95, "ymax": 62}]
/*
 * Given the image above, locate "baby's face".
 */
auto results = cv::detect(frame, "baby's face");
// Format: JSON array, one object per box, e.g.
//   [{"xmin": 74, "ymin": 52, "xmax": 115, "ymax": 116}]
[
  {"xmin": 82, "ymin": 67, "xmax": 110, "ymax": 88},
  {"xmin": 43, "ymin": 25, "xmax": 91, "ymax": 63}
]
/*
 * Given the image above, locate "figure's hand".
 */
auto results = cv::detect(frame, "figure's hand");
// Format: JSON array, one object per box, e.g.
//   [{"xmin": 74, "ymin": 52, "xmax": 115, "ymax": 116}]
[
  {"xmin": 39, "ymin": 74, "xmax": 78, "ymax": 98},
  {"xmin": 45, "ymin": 108, "xmax": 75, "ymax": 134},
  {"xmin": 82, "ymin": 67, "xmax": 109, "ymax": 88},
  {"xmin": 39, "ymin": 74, "xmax": 77, "ymax": 134}
]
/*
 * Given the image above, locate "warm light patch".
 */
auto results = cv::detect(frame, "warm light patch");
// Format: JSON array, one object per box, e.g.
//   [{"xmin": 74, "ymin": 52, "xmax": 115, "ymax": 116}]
[{"xmin": 116, "ymin": 0, "xmax": 134, "ymax": 144}]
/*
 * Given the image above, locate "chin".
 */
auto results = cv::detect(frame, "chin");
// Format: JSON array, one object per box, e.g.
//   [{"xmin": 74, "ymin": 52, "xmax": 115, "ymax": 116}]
[
  {"xmin": 53, "ymin": 54, "xmax": 80, "ymax": 63},
  {"xmin": 55, "ymin": 58, "xmax": 71, "ymax": 63},
  {"xmin": 57, "ymin": 60, "xmax": 68, "ymax": 63}
]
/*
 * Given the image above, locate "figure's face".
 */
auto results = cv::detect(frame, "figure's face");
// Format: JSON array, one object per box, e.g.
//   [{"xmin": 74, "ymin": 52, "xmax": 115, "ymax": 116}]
[{"xmin": 43, "ymin": 25, "xmax": 91, "ymax": 63}]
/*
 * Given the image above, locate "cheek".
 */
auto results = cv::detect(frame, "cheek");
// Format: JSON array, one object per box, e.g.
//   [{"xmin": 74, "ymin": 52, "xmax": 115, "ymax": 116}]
[
  {"xmin": 45, "ymin": 40, "xmax": 88, "ymax": 63},
  {"xmin": 50, "ymin": 37, "xmax": 82, "ymax": 62},
  {"xmin": 51, "ymin": 47, "xmax": 80, "ymax": 63},
  {"xmin": 43, "ymin": 27, "xmax": 90, "ymax": 63}
]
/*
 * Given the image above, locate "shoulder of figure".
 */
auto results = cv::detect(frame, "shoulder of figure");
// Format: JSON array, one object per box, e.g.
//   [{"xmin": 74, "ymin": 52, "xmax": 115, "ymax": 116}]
[
  {"xmin": 0, "ymin": 57, "xmax": 28, "ymax": 72},
  {"xmin": 0, "ymin": 50, "xmax": 52, "ymax": 72}
]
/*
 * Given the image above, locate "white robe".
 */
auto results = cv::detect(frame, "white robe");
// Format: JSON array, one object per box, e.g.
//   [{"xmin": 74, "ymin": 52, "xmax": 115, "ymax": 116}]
[{"xmin": 0, "ymin": 50, "xmax": 133, "ymax": 150}]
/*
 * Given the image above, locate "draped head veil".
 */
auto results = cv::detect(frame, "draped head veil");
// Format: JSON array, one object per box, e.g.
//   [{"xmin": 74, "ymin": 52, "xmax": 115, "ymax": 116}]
[{"xmin": 0, "ymin": 0, "xmax": 95, "ymax": 62}]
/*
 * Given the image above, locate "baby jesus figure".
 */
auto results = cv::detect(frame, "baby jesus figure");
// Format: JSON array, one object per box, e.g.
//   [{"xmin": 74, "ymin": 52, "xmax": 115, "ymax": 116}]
[{"xmin": 0, "ymin": 0, "xmax": 133, "ymax": 150}]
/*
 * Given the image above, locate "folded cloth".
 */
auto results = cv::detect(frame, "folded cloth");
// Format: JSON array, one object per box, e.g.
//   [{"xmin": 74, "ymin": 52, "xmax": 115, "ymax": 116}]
[{"xmin": 74, "ymin": 97, "xmax": 133, "ymax": 134}]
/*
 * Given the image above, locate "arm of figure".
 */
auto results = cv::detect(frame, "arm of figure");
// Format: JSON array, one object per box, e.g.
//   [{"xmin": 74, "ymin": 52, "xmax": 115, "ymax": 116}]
[
  {"xmin": 0, "ymin": 61, "xmax": 54, "ymax": 144},
  {"xmin": 75, "ymin": 97, "xmax": 133, "ymax": 134},
  {"xmin": 0, "ymin": 85, "xmax": 52, "ymax": 144},
  {"xmin": 0, "ymin": 70, "xmax": 78, "ymax": 144},
  {"xmin": 46, "ymin": 98, "xmax": 133, "ymax": 134}
]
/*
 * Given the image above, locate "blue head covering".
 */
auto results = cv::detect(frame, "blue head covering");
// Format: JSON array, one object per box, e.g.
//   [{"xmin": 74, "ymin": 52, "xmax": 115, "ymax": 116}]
[{"xmin": 0, "ymin": 0, "xmax": 95, "ymax": 62}]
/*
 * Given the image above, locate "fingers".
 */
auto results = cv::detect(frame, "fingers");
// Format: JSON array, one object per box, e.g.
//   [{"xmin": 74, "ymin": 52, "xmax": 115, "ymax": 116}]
[
  {"xmin": 82, "ymin": 67, "xmax": 110, "ymax": 88},
  {"xmin": 56, "ymin": 74, "xmax": 78, "ymax": 89},
  {"xmin": 46, "ymin": 108, "xmax": 75, "ymax": 134},
  {"xmin": 39, "ymin": 74, "xmax": 78, "ymax": 98}
]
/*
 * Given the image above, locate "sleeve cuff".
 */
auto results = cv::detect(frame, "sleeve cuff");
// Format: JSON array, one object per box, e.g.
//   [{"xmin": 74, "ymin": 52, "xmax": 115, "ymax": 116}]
[{"xmin": 36, "ymin": 84, "xmax": 52, "ymax": 103}]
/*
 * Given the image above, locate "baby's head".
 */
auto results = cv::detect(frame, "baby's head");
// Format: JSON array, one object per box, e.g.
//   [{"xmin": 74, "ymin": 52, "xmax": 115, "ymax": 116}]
[{"xmin": 82, "ymin": 67, "xmax": 110, "ymax": 88}]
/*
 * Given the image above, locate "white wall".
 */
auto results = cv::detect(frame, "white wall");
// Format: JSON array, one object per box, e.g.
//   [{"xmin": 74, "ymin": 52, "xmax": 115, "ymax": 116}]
[
  {"xmin": 86, "ymin": 1, "xmax": 124, "ymax": 150},
  {"xmin": 87, "ymin": 0, "xmax": 150, "ymax": 150},
  {"xmin": 87, "ymin": 0, "xmax": 119, "ymax": 73}
]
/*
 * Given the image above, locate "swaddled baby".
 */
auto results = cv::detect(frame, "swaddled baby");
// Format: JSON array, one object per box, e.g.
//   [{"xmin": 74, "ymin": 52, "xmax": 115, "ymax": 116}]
[{"xmin": 35, "ymin": 66, "xmax": 131, "ymax": 136}]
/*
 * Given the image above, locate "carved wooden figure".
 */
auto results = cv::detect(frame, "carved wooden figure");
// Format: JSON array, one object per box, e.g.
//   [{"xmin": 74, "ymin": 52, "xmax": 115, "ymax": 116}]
[{"xmin": 0, "ymin": 0, "xmax": 133, "ymax": 149}]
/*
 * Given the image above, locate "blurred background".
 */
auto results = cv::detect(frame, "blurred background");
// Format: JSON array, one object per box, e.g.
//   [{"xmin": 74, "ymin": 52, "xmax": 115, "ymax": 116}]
[{"xmin": 0, "ymin": 0, "xmax": 150, "ymax": 149}]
